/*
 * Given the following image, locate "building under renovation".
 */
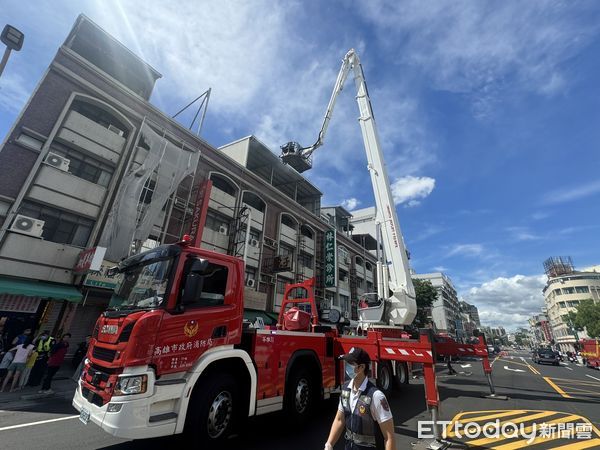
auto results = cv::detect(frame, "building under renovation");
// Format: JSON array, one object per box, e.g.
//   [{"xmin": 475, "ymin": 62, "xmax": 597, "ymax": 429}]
[{"xmin": 0, "ymin": 15, "xmax": 378, "ymax": 348}]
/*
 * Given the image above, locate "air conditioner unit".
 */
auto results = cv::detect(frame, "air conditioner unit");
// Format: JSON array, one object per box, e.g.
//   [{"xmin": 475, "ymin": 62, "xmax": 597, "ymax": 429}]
[
  {"xmin": 108, "ymin": 124, "xmax": 125, "ymax": 137},
  {"xmin": 218, "ymin": 225, "xmax": 229, "ymax": 235},
  {"xmin": 45, "ymin": 152, "xmax": 70, "ymax": 172},
  {"xmin": 264, "ymin": 237, "xmax": 277, "ymax": 248},
  {"xmin": 246, "ymin": 279, "xmax": 256, "ymax": 288},
  {"xmin": 10, "ymin": 214, "xmax": 45, "ymax": 238},
  {"xmin": 249, "ymin": 238, "xmax": 260, "ymax": 247}
]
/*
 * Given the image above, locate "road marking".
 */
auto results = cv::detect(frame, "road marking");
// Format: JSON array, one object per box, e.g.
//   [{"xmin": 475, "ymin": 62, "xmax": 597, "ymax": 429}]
[
  {"xmin": 551, "ymin": 439, "xmax": 600, "ymax": 449},
  {"xmin": 446, "ymin": 410, "xmax": 600, "ymax": 449},
  {"xmin": 565, "ymin": 367, "xmax": 573, "ymax": 371},
  {"xmin": 504, "ymin": 365, "xmax": 526, "ymax": 372},
  {"xmin": 460, "ymin": 364, "xmax": 472, "ymax": 368},
  {"xmin": 586, "ymin": 374, "xmax": 600, "ymax": 382},
  {"xmin": 543, "ymin": 377, "xmax": 572, "ymax": 398},
  {"xmin": 492, "ymin": 415, "xmax": 582, "ymax": 449},
  {"xmin": 0, "ymin": 415, "xmax": 79, "ymax": 432}
]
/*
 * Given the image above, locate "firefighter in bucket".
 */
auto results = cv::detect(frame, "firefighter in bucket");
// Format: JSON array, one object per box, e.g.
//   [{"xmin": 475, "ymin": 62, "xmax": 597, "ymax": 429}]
[{"xmin": 325, "ymin": 347, "xmax": 396, "ymax": 450}]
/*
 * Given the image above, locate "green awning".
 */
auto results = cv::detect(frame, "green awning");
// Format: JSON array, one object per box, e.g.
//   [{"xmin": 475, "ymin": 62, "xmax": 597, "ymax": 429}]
[{"xmin": 0, "ymin": 278, "xmax": 83, "ymax": 302}]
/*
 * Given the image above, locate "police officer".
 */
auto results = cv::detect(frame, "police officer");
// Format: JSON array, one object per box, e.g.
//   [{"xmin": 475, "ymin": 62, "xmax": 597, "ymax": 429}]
[
  {"xmin": 325, "ymin": 347, "xmax": 395, "ymax": 450},
  {"xmin": 27, "ymin": 330, "xmax": 54, "ymax": 387}
]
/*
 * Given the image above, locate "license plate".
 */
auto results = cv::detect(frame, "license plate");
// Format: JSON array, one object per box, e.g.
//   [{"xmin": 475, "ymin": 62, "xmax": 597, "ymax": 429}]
[{"xmin": 79, "ymin": 407, "xmax": 90, "ymax": 425}]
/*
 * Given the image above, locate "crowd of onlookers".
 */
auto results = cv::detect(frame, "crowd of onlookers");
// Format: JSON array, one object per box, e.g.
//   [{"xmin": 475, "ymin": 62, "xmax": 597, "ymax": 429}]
[{"xmin": 0, "ymin": 328, "xmax": 77, "ymax": 394}]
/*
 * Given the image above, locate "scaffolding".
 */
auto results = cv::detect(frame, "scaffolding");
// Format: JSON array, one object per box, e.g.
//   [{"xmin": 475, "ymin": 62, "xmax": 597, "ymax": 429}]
[{"xmin": 544, "ymin": 256, "xmax": 575, "ymax": 278}]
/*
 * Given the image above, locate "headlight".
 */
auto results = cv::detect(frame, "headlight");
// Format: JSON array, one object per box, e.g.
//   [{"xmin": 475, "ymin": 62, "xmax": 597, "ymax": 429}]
[{"xmin": 114, "ymin": 375, "xmax": 148, "ymax": 395}]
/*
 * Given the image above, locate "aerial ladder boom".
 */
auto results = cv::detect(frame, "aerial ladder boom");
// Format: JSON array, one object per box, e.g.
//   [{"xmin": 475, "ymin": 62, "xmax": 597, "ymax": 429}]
[{"xmin": 281, "ymin": 49, "xmax": 416, "ymax": 326}]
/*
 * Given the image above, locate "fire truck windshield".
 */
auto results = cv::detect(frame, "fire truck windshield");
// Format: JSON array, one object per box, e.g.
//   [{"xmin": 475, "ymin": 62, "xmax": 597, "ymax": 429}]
[{"xmin": 110, "ymin": 258, "xmax": 174, "ymax": 310}]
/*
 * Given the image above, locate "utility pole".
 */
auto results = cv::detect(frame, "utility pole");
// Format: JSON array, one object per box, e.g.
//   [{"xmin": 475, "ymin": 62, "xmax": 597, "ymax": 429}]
[{"xmin": 0, "ymin": 25, "xmax": 25, "ymax": 78}]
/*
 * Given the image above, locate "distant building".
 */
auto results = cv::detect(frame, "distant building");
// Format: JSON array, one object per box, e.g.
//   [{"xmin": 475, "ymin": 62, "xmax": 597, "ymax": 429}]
[
  {"xmin": 412, "ymin": 272, "xmax": 460, "ymax": 337},
  {"xmin": 543, "ymin": 257, "xmax": 600, "ymax": 352},
  {"xmin": 459, "ymin": 301, "xmax": 481, "ymax": 327},
  {"xmin": 528, "ymin": 313, "xmax": 553, "ymax": 347}
]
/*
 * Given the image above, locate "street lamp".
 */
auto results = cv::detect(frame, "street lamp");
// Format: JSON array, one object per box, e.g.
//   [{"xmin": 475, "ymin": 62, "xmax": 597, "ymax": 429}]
[{"xmin": 0, "ymin": 24, "xmax": 25, "ymax": 78}]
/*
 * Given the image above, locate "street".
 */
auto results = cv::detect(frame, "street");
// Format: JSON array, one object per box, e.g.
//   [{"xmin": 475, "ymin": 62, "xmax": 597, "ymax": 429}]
[{"xmin": 1, "ymin": 350, "xmax": 599, "ymax": 449}]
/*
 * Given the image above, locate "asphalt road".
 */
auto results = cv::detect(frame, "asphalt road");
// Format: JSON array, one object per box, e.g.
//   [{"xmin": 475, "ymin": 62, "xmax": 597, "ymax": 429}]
[{"xmin": 1, "ymin": 350, "xmax": 599, "ymax": 449}]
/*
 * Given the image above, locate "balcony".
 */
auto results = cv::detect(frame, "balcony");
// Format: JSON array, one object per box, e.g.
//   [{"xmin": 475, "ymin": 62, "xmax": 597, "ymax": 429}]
[
  {"xmin": 279, "ymin": 223, "xmax": 297, "ymax": 247},
  {"xmin": 201, "ymin": 229, "xmax": 229, "ymax": 253},
  {"xmin": 30, "ymin": 165, "xmax": 107, "ymax": 218},
  {"xmin": 57, "ymin": 110, "xmax": 126, "ymax": 164},
  {"xmin": 241, "ymin": 202, "xmax": 264, "ymax": 228},
  {"xmin": 209, "ymin": 188, "xmax": 236, "ymax": 218},
  {"xmin": 0, "ymin": 232, "xmax": 82, "ymax": 284},
  {"xmin": 299, "ymin": 236, "xmax": 315, "ymax": 253}
]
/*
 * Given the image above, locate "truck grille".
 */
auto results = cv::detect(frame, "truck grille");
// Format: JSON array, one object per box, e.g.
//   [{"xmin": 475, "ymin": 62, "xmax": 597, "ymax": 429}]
[
  {"xmin": 82, "ymin": 386, "xmax": 105, "ymax": 407},
  {"xmin": 92, "ymin": 346, "xmax": 117, "ymax": 362}
]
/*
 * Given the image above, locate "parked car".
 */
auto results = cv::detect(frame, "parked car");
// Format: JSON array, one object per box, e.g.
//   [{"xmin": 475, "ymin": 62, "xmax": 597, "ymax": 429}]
[{"xmin": 533, "ymin": 349, "xmax": 560, "ymax": 365}]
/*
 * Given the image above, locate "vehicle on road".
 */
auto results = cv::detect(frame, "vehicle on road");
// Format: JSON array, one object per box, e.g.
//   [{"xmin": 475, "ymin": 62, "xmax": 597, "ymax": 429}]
[
  {"xmin": 580, "ymin": 339, "xmax": 600, "ymax": 369},
  {"xmin": 532, "ymin": 349, "xmax": 560, "ymax": 365}
]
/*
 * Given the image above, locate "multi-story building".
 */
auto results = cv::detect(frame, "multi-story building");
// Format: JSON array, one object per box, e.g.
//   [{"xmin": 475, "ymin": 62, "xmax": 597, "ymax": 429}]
[
  {"xmin": 0, "ymin": 15, "xmax": 377, "ymax": 349},
  {"xmin": 459, "ymin": 300, "xmax": 481, "ymax": 327},
  {"xmin": 542, "ymin": 257, "xmax": 600, "ymax": 352},
  {"xmin": 412, "ymin": 272, "xmax": 460, "ymax": 337},
  {"xmin": 528, "ymin": 313, "xmax": 553, "ymax": 347}
]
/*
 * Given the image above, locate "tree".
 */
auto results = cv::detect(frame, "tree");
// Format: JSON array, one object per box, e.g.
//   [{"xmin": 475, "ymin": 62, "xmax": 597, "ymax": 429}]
[
  {"xmin": 571, "ymin": 299, "xmax": 600, "ymax": 339},
  {"xmin": 412, "ymin": 278, "xmax": 437, "ymax": 329}
]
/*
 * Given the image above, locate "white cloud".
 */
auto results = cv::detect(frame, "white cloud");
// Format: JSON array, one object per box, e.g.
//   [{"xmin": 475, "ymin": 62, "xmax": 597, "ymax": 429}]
[
  {"xmin": 446, "ymin": 243, "xmax": 483, "ymax": 258},
  {"xmin": 358, "ymin": 1, "xmax": 600, "ymax": 117},
  {"xmin": 341, "ymin": 198, "xmax": 360, "ymax": 211},
  {"xmin": 463, "ymin": 274, "xmax": 546, "ymax": 329},
  {"xmin": 391, "ymin": 176, "xmax": 435, "ymax": 205},
  {"xmin": 0, "ymin": 72, "xmax": 31, "ymax": 114},
  {"xmin": 542, "ymin": 180, "xmax": 600, "ymax": 205},
  {"xmin": 433, "ymin": 266, "xmax": 448, "ymax": 272},
  {"xmin": 506, "ymin": 226, "xmax": 542, "ymax": 242}
]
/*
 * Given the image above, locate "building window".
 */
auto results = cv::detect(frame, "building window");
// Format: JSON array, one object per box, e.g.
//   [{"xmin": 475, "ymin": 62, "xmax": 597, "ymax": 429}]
[
  {"xmin": 554, "ymin": 289, "xmax": 562, "ymax": 296},
  {"xmin": 276, "ymin": 279, "xmax": 289, "ymax": 295},
  {"xmin": 245, "ymin": 267, "xmax": 257, "ymax": 284},
  {"xmin": 242, "ymin": 191, "xmax": 265, "ymax": 212},
  {"xmin": 340, "ymin": 294, "xmax": 349, "ymax": 313},
  {"xmin": 298, "ymin": 252, "xmax": 313, "ymax": 269},
  {"xmin": 558, "ymin": 301, "xmax": 566, "ymax": 308},
  {"xmin": 19, "ymin": 201, "xmax": 94, "ymax": 247},
  {"xmin": 339, "ymin": 269, "xmax": 348, "ymax": 283},
  {"xmin": 209, "ymin": 173, "xmax": 237, "ymax": 196},
  {"xmin": 365, "ymin": 262, "xmax": 373, "ymax": 272},
  {"xmin": 567, "ymin": 301, "xmax": 580, "ymax": 308},
  {"xmin": 71, "ymin": 100, "xmax": 128, "ymax": 138},
  {"xmin": 205, "ymin": 211, "xmax": 230, "ymax": 234},
  {"xmin": 575, "ymin": 286, "xmax": 590, "ymax": 294},
  {"xmin": 50, "ymin": 144, "xmax": 114, "ymax": 187},
  {"xmin": 366, "ymin": 281, "xmax": 374, "ymax": 292},
  {"xmin": 356, "ymin": 278, "xmax": 364, "ymax": 289}
]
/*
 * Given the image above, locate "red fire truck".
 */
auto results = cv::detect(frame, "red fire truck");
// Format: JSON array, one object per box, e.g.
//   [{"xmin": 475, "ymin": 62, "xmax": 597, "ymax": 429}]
[
  {"xmin": 73, "ymin": 49, "xmax": 494, "ymax": 445},
  {"xmin": 580, "ymin": 339, "xmax": 600, "ymax": 369}
]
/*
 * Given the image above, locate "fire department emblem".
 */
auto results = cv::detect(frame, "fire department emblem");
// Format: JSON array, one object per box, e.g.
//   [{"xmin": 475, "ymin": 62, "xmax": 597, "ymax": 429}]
[
  {"xmin": 184, "ymin": 320, "xmax": 199, "ymax": 338},
  {"xmin": 359, "ymin": 405, "xmax": 366, "ymax": 415}
]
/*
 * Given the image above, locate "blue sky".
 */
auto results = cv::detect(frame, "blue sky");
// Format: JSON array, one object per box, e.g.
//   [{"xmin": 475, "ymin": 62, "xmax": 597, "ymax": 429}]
[{"xmin": 2, "ymin": 1, "xmax": 600, "ymax": 330}]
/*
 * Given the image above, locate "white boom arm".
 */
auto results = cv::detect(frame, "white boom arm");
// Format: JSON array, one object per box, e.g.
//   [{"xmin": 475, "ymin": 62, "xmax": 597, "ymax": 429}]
[{"xmin": 301, "ymin": 49, "xmax": 417, "ymax": 326}]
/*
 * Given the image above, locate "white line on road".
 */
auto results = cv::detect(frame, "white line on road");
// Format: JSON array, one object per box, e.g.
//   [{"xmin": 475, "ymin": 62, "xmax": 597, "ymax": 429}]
[
  {"xmin": 504, "ymin": 365, "xmax": 525, "ymax": 372},
  {"xmin": 0, "ymin": 415, "xmax": 79, "ymax": 432},
  {"xmin": 565, "ymin": 367, "xmax": 573, "ymax": 371},
  {"xmin": 586, "ymin": 374, "xmax": 600, "ymax": 382}
]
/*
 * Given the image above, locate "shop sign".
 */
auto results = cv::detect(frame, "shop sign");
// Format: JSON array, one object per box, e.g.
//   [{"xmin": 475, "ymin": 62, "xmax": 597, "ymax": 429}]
[
  {"xmin": 324, "ymin": 229, "xmax": 337, "ymax": 288},
  {"xmin": 0, "ymin": 294, "xmax": 41, "ymax": 313},
  {"xmin": 74, "ymin": 247, "xmax": 107, "ymax": 274},
  {"xmin": 83, "ymin": 260, "xmax": 122, "ymax": 290}
]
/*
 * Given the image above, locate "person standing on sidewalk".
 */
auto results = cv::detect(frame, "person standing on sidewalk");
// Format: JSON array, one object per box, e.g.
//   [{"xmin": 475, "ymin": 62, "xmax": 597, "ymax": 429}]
[
  {"xmin": 39, "ymin": 333, "xmax": 70, "ymax": 394},
  {"xmin": 27, "ymin": 330, "xmax": 54, "ymax": 387},
  {"xmin": 325, "ymin": 347, "xmax": 395, "ymax": 450},
  {"xmin": 1, "ymin": 337, "xmax": 34, "ymax": 392},
  {"xmin": 18, "ymin": 346, "xmax": 38, "ymax": 389}
]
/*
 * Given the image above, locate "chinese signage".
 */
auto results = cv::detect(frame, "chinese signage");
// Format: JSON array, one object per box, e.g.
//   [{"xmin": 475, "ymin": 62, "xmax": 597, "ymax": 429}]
[
  {"xmin": 189, "ymin": 179, "xmax": 212, "ymax": 247},
  {"xmin": 83, "ymin": 260, "xmax": 122, "ymax": 290},
  {"xmin": 273, "ymin": 255, "xmax": 292, "ymax": 273},
  {"xmin": 74, "ymin": 247, "xmax": 107, "ymax": 274},
  {"xmin": 324, "ymin": 229, "xmax": 337, "ymax": 288}
]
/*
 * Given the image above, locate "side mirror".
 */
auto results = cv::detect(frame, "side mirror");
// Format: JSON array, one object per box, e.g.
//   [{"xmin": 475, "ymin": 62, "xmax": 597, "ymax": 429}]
[
  {"xmin": 190, "ymin": 258, "xmax": 210, "ymax": 274},
  {"xmin": 181, "ymin": 273, "xmax": 204, "ymax": 306}
]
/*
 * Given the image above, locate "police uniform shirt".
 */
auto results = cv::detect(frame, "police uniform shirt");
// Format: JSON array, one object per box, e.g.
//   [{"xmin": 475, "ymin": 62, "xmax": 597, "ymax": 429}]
[{"xmin": 337, "ymin": 376, "xmax": 393, "ymax": 424}]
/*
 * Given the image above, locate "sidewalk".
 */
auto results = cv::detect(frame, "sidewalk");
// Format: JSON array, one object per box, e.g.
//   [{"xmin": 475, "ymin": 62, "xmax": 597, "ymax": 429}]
[{"xmin": 0, "ymin": 368, "xmax": 78, "ymax": 405}]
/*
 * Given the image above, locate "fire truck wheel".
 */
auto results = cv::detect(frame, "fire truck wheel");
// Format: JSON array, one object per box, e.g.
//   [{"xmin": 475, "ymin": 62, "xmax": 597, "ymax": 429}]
[
  {"xmin": 186, "ymin": 374, "xmax": 238, "ymax": 444},
  {"xmin": 285, "ymin": 369, "xmax": 314, "ymax": 422},
  {"xmin": 393, "ymin": 362, "xmax": 409, "ymax": 388},
  {"xmin": 376, "ymin": 362, "xmax": 393, "ymax": 397}
]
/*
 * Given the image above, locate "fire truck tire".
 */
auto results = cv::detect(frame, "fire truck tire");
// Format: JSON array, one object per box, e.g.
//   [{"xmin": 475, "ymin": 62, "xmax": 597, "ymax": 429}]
[
  {"xmin": 185, "ymin": 374, "xmax": 239, "ymax": 444},
  {"xmin": 284, "ymin": 368, "xmax": 315, "ymax": 423},
  {"xmin": 393, "ymin": 362, "xmax": 409, "ymax": 388},
  {"xmin": 376, "ymin": 362, "xmax": 393, "ymax": 397}
]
